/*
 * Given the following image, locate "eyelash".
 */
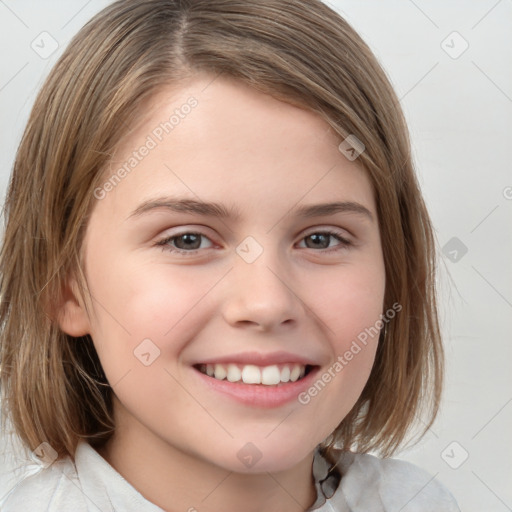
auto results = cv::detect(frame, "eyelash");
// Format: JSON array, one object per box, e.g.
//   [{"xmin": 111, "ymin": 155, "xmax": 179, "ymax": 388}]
[{"xmin": 155, "ymin": 230, "xmax": 352, "ymax": 255}]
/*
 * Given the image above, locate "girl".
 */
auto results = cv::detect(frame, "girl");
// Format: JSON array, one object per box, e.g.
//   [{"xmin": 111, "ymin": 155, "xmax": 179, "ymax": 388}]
[{"xmin": 0, "ymin": 1, "xmax": 459, "ymax": 510}]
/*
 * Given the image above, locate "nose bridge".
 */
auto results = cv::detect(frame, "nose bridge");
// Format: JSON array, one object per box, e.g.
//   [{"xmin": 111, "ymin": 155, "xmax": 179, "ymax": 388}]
[{"xmin": 222, "ymin": 237, "xmax": 302, "ymax": 329}]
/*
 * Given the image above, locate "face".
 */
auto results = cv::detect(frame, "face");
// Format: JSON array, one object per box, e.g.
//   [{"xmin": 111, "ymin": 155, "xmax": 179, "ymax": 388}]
[{"xmin": 64, "ymin": 74, "xmax": 385, "ymax": 474}]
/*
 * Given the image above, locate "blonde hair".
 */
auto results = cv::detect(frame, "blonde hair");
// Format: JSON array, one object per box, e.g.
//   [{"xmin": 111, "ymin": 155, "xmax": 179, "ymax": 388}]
[{"xmin": 0, "ymin": 0, "xmax": 443, "ymax": 460}]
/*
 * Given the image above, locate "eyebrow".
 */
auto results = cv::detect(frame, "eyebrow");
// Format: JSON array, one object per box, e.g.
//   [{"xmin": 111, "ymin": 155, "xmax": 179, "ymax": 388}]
[{"xmin": 127, "ymin": 197, "xmax": 374, "ymax": 222}]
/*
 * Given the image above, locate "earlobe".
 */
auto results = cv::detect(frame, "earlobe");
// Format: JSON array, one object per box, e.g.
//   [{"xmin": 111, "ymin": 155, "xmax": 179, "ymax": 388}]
[{"xmin": 56, "ymin": 277, "xmax": 91, "ymax": 337}]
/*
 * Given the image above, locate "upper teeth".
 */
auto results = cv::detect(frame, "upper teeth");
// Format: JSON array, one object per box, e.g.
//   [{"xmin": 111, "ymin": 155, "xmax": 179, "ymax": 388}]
[{"xmin": 201, "ymin": 363, "xmax": 306, "ymax": 385}]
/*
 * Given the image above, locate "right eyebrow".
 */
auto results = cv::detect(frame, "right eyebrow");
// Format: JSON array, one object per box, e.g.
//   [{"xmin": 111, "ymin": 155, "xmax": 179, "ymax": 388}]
[{"xmin": 127, "ymin": 197, "xmax": 242, "ymax": 221}]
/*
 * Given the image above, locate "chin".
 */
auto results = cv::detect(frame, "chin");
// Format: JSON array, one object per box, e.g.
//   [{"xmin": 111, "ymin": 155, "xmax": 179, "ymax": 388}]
[{"xmin": 206, "ymin": 435, "xmax": 318, "ymax": 475}]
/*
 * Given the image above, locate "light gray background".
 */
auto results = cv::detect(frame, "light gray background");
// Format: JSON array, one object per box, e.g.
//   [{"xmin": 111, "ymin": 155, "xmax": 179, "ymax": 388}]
[{"xmin": 1, "ymin": 1, "xmax": 511, "ymax": 510}]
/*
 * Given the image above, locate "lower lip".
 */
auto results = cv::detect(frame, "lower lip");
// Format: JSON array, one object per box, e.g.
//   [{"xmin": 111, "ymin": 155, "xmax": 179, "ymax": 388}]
[{"xmin": 193, "ymin": 366, "xmax": 320, "ymax": 408}]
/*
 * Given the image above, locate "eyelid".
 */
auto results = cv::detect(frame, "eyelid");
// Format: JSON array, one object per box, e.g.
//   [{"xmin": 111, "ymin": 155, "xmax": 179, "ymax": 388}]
[
  {"xmin": 155, "ymin": 230, "xmax": 216, "ymax": 253},
  {"xmin": 300, "ymin": 225, "xmax": 351, "ymax": 237},
  {"xmin": 296, "ymin": 228, "xmax": 352, "ymax": 251},
  {"xmin": 155, "ymin": 225, "xmax": 217, "ymax": 242}
]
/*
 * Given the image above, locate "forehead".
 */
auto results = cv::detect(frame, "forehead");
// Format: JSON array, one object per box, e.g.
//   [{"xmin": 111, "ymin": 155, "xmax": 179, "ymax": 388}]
[
  {"xmin": 96, "ymin": 74, "xmax": 375, "ymax": 221},
  {"xmin": 115, "ymin": 74, "xmax": 339, "ymax": 158}
]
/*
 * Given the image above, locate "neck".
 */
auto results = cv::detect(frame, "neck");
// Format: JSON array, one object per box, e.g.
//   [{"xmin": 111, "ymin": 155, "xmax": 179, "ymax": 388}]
[{"xmin": 97, "ymin": 411, "xmax": 318, "ymax": 512}]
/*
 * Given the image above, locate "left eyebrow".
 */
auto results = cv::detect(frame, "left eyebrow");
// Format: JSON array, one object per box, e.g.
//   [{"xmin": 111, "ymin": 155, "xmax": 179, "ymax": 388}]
[
  {"xmin": 126, "ymin": 197, "xmax": 374, "ymax": 222},
  {"xmin": 294, "ymin": 201, "xmax": 374, "ymax": 222}
]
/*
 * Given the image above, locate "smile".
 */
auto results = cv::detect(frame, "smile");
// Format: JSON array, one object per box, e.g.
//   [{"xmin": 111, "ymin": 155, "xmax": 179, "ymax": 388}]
[{"xmin": 196, "ymin": 363, "xmax": 312, "ymax": 385}]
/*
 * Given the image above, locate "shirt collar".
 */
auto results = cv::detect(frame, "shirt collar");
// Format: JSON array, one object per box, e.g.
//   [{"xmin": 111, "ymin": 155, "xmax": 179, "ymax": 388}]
[{"xmin": 75, "ymin": 441, "xmax": 350, "ymax": 512}]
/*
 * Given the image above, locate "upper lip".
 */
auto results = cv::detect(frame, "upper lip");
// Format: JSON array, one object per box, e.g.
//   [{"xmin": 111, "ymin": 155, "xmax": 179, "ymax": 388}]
[{"xmin": 193, "ymin": 350, "xmax": 320, "ymax": 367}]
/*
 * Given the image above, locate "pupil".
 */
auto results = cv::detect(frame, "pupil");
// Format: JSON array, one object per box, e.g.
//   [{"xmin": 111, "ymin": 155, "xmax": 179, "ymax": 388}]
[
  {"xmin": 307, "ymin": 234, "xmax": 329, "ymax": 249},
  {"xmin": 176, "ymin": 234, "xmax": 200, "ymax": 250}
]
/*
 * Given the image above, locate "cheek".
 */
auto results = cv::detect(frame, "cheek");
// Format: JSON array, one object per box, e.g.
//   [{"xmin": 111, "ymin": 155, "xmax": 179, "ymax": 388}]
[
  {"xmin": 296, "ymin": 277, "xmax": 384, "ymax": 438},
  {"xmin": 313, "ymin": 262, "xmax": 385, "ymax": 348},
  {"xmin": 304, "ymin": 261, "xmax": 385, "ymax": 405},
  {"xmin": 85, "ymin": 259, "xmax": 225, "ymax": 377},
  {"xmin": 85, "ymin": 263, "xmax": 222, "ymax": 432}
]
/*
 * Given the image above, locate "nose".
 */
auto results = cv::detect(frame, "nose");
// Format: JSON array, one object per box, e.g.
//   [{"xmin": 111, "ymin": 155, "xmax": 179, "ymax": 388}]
[{"xmin": 221, "ymin": 249, "xmax": 304, "ymax": 332}]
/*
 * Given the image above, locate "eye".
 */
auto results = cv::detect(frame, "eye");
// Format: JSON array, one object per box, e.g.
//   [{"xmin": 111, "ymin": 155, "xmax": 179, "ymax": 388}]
[
  {"xmin": 297, "ymin": 230, "xmax": 351, "ymax": 252},
  {"xmin": 155, "ymin": 229, "xmax": 351, "ymax": 256},
  {"xmin": 156, "ymin": 232, "xmax": 214, "ymax": 254}
]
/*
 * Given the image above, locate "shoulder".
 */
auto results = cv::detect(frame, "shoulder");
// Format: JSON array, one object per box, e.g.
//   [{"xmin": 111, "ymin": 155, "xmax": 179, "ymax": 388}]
[
  {"xmin": 0, "ymin": 431, "xmax": 87, "ymax": 512},
  {"xmin": 326, "ymin": 449, "xmax": 460, "ymax": 511},
  {"xmin": 1, "ymin": 430, "xmax": 165, "ymax": 512}
]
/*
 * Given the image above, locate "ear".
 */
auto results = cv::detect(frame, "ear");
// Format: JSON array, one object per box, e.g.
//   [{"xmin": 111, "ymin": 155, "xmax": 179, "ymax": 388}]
[{"xmin": 56, "ymin": 276, "xmax": 91, "ymax": 337}]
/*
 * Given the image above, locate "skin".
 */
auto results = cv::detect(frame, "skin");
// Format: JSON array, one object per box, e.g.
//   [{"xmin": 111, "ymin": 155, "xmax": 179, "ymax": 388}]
[{"xmin": 59, "ymin": 74, "xmax": 386, "ymax": 512}]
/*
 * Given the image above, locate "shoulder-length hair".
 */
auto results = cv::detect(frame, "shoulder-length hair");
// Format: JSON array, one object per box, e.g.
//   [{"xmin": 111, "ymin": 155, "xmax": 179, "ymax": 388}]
[{"xmin": 0, "ymin": 0, "xmax": 443, "ymax": 460}]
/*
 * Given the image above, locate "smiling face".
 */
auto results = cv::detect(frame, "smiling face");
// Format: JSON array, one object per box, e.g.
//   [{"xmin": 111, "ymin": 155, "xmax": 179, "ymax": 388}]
[{"xmin": 61, "ymin": 74, "xmax": 385, "ymax": 474}]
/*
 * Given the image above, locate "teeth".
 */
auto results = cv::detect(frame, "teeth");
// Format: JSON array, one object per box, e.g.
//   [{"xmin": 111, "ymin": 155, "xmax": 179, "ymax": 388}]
[
  {"xmin": 261, "ymin": 365, "xmax": 281, "ymax": 385},
  {"xmin": 202, "ymin": 363, "xmax": 307, "ymax": 385},
  {"xmin": 289, "ymin": 365, "xmax": 301, "ymax": 382},
  {"xmin": 227, "ymin": 364, "xmax": 242, "ymax": 382},
  {"xmin": 242, "ymin": 365, "xmax": 261, "ymax": 384},
  {"xmin": 214, "ymin": 364, "xmax": 227, "ymax": 380}
]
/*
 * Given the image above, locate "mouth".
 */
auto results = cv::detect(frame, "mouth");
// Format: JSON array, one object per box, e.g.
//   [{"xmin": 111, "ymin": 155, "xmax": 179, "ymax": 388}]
[
  {"xmin": 194, "ymin": 363, "xmax": 315, "ymax": 386},
  {"xmin": 190, "ymin": 351, "xmax": 322, "ymax": 407}
]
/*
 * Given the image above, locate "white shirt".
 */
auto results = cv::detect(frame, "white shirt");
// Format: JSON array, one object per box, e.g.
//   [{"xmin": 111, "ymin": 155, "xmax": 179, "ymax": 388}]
[{"xmin": 0, "ymin": 431, "xmax": 460, "ymax": 511}]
